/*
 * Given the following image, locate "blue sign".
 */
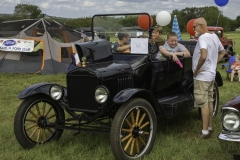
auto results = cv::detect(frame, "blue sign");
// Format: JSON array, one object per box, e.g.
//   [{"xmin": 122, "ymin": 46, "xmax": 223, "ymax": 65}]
[{"xmin": 3, "ymin": 40, "xmax": 16, "ymax": 46}]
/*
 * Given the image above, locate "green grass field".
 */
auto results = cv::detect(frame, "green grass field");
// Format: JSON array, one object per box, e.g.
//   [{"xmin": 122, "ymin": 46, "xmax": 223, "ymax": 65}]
[{"xmin": 0, "ymin": 32, "xmax": 240, "ymax": 160}]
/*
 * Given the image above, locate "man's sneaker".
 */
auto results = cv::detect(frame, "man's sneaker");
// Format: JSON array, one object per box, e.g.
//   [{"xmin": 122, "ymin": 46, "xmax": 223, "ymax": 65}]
[{"xmin": 199, "ymin": 132, "xmax": 211, "ymax": 139}]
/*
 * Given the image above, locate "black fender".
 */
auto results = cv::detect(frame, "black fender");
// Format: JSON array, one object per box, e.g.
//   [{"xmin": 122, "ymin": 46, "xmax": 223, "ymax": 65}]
[
  {"xmin": 113, "ymin": 88, "xmax": 161, "ymax": 114},
  {"xmin": 18, "ymin": 82, "xmax": 67, "ymax": 99},
  {"xmin": 215, "ymin": 70, "xmax": 223, "ymax": 87}
]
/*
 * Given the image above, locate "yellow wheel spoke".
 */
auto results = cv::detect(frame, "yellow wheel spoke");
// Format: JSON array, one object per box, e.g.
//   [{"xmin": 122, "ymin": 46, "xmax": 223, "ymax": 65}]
[
  {"xmin": 29, "ymin": 127, "xmax": 39, "ymax": 138},
  {"xmin": 122, "ymin": 128, "xmax": 132, "ymax": 133},
  {"xmin": 42, "ymin": 128, "xmax": 47, "ymax": 141},
  {"xmin": 48, "ymin": 114, "xmax": 57, "ymax": 120},
  {"xmin": 121, "ymin": 133, "xmax": 132, "ymax": 142},
  {"xmin": 130, "ymin": 139, "xmax": 135, "ymax": 156},
  {"xmin": 25, "ymin": 118, "xmax": 37, "ymax": 123},
  {"xmin": 144, "ymin": 132, "xmax": 149, "ymax": 135},
  {"xmin": 42, "ymin": 102, "xmax": 46, "ymax": 116},
  {"xmin": 139, "ymin": 136, "xmax": 146, "ymax": 146},
  {"xmin": 135, "ymin": 109, "xmax": 140, "ymax": 125},
  {"xmin": 124, "ymin": 137, "xmax": 133, "ymax": 151},
  {"xmin": 131, "ymin": 111, "xmax": 135, "ymax": 125},
  {"xmin": 45, "ymin": 106, "xmax": 53, "ymax": 117},
  {"xmin": 125, "ymin": 118, "xmax": 131, "ymax": 127},
  {"xmin": 36, "ymin": 129, "xmax": 41, "ymax": 142},
  {"xmin": 136, "ymin": 139, "xmax": 140, "ymax": 154},
  {"xmin": 25, "ymin": 124, "xmax": 38, "ymax": 131},
  {"xmin": 140, "ymin": 121, "xmax": 149, "ymax": 130},
  {"xmin": 29, "ymin": 109, "xmax": 38, "ymax": 119},
  {"xmin": 138, "ymin": 113, "xmax": 146, "ymax": 126},
  {"xmin": 36, "ymin": 104, "xmax": 41, "ymax": 116}
]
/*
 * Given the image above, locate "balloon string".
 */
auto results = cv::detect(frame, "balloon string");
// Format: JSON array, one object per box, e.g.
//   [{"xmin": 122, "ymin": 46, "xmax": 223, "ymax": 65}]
[{"xmin": 215, "ymin": 8, "xmax": 221, "ymax": 28}]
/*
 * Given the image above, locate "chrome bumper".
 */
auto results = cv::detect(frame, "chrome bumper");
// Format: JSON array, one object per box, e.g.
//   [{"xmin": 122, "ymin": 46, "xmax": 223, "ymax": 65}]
[{"xmin": 218, "ymin": 133, "xmax": 240, "ymax": 155}]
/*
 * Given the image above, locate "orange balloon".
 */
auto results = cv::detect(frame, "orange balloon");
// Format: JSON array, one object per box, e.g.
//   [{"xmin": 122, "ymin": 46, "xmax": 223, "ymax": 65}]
[
  {"xmin": 138, "ymin": 15, "xmax": 153, "ymax": 30},
  {"xmin": 186, "ymin": 19, "xmax": 196, "ymax": 36}
]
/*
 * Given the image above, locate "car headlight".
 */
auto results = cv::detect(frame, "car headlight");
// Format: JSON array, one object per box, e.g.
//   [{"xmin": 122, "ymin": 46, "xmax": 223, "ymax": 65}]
[
  {"xmin": 49, "ymin": 85, "xmax": 63, "ymax": 100},
  {"xmin": 95, "ymin": 86, "xmax": 108, "ymax": 104},
  {"xmin": 223, "ymin": 111, "xmax": 240, "ymax": 131}
]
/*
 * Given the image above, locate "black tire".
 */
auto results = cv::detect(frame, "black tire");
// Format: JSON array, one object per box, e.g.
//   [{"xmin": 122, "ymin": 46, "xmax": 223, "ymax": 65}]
[
  {"xmin": 14, "ymin": 94, "xmax": 65, "ymax": 149},
  {"xmin": 110, "ymin": 98, "xmax": 157, "ymax": 160},
  {"xmin": 198, "ymin": 81, "xmax": 219, "ymax": 119},
  {"xmin": 212, "ymin": 81, "xmax": 219, "ymax": 116},
  {"xmin": 233, "ymin": 155, "xmax": 240, "ymax": 160}
]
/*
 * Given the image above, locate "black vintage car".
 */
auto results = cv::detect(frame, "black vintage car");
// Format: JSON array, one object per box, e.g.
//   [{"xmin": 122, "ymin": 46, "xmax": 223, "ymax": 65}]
[
  {"xmin": 218, "ymin": 95, "xmax": 240, "ymax": 160},
  {"xmin": 14, "ymin": 13, "xmax": 223, "ymax": 160}
]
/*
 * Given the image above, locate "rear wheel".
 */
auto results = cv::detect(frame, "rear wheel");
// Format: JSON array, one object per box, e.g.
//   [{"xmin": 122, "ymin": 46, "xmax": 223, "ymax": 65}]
[
  {"xmin": 110, "ymin": 98, "xmax": 157, "ymax": 160},
  {"xmin": 212, "ymin": 81, "xmax": 219, "ymax": 116},
  {"xmin": 14, "ymin": 94, "xmax": 65, "ymax": 149}
]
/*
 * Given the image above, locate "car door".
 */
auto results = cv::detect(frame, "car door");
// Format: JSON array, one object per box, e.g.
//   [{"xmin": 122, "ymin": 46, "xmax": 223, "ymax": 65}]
[{"xmin": 150, "ymin": 56, "xmax": 184, "ymax": 94}]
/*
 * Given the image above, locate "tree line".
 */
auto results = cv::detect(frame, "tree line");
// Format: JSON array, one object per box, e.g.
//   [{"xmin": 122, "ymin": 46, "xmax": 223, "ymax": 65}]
[{"xmin": 0, "ymin": 4, "xmax": 239, "ymax": 32}]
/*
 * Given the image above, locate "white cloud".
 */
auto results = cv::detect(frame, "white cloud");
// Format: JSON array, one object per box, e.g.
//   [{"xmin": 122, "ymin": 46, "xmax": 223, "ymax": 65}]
[
  {"xmin": 82, "ymin": 1, "xmax": 95, "ymax": 7},
  {"xmin": 40, "ymin": 3, "xmax": 50, "ymax": 9}
]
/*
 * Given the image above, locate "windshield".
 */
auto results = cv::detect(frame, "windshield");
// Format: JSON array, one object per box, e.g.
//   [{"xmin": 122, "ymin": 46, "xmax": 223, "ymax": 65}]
[{"xmin": 92, "ymin": 13, "xmax": 152, "ymax": 54}]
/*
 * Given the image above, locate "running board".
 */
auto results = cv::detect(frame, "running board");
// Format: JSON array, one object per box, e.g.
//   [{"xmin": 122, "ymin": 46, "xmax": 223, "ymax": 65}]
[{"xmin": 158, "ymin": 94, "xmax": 194, "ymax": 116}]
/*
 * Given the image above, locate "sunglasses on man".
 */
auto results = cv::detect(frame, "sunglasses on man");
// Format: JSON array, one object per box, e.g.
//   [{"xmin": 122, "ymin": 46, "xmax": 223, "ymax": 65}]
[{"xmin": 193, "ymin": 24, "xmax": 202, "ymax": 30}]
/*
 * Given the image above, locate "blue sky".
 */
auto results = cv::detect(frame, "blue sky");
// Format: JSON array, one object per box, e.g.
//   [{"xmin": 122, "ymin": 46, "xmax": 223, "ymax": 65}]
[{"xmin": 0, "ymin": 0, "xmax": 239, "ymax": 19}]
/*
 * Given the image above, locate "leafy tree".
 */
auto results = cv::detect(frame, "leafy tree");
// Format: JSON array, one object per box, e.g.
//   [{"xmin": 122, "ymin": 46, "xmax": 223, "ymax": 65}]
[
  {"xmin": 64, "ymin": 6, "xmax": 240, "ymax": 32},
  {"xmin": 14, "ymin": 4, "xmax": 41, "ymax": 19},
  {"xmin": 236, "ymin": 16, "xmax": 240, "ymax": 27},
  {"xmin": 66, "ymin": 17, "xmax": 92, "ymax": 28},
  {"xmin": 171, "ymin": 6, "xmax": 238, "ymax": 32}
]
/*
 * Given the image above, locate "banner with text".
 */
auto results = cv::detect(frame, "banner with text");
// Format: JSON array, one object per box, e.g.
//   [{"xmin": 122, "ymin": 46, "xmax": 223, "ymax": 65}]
[{"xmin": 0, "ymin": 39, "xmax": 34, "ymax": 52}]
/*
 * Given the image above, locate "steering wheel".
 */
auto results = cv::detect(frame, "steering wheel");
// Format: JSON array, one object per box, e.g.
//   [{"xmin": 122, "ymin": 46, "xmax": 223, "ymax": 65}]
[
  {"xmin": 149, "ymin": 37, "xmax": 165, "ymax": 54},
  {"xmin": 149, "ymin": 43, "xmax": 159, "ymax": 54}
]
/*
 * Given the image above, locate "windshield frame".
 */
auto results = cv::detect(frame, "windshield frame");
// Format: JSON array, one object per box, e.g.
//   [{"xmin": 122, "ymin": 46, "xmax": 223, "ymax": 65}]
[{"xmin": 91, "ymin": 13, "xmax": 152, "ymax": 55}]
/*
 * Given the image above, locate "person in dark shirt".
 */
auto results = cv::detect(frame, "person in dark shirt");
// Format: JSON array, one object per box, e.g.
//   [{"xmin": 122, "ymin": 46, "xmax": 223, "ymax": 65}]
[{"xmin": 113, "ymin": 29, "xmax": 130, "ymax": 53}]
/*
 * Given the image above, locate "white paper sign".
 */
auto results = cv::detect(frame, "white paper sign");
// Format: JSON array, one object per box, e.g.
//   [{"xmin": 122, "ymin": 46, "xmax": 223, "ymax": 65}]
[
  {"xmin": 0, "ymin": 39, "xmax": 34, "ymax": 52},
  {"xmin": 130, "ymin": 38, "xmax": 148, "ymax": 54}
]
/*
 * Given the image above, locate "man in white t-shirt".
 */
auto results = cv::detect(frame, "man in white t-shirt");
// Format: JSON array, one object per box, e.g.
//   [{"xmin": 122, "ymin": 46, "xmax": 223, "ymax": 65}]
[{"xmin": 192, "ymin": 17, "xmax": 225, "ymax": 139}]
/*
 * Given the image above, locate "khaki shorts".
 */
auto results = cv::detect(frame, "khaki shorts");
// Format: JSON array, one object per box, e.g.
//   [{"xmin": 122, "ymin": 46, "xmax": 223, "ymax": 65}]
[{"xmin": 194, "ymin": 79, "xmax": 214, "ymax": 108}]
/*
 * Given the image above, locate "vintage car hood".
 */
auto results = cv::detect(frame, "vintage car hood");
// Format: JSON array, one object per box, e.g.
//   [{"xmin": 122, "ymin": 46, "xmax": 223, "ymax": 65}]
[
  {"xmin": 70, "ymin": 61, "xmax": 133, "ymax": 80},
  {"xmin": 222, "ymin": 95, "xmax": 240, "ymax": 110}
]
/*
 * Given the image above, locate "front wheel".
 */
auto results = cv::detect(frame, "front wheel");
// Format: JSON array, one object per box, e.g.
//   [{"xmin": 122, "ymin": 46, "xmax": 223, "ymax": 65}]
[
  {"xmin": 14, "ymin": 94, "xmax": 65, "ymax": 149},
  {"xmin": 110, "ymin": 98, "xmax": 157, "ymax": 160}
]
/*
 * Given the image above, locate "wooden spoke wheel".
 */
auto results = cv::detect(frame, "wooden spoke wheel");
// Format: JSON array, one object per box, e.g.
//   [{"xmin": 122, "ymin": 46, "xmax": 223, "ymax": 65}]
[
  {"xmin": 14, "ymin": 94, "xmax": 65, "ymax": 149},
  {"xmin": 110, "ymin": 98, "xmax": 157, "ymax": 160}
]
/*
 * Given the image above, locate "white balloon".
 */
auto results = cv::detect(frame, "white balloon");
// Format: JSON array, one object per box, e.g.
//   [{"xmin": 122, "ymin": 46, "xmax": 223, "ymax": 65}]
[{"xmin": 156, "ymin": 11, "xmax": 171, "ymax": 26}]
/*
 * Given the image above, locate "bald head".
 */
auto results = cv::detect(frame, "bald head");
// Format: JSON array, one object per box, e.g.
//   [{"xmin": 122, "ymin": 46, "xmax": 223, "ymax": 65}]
[
  {"xmin": 194, "ymin": 17, "xmax": 207, "ymax": 26},
  {"xmin": 193, "ymin": 17, "xmax": 208, "ymax": 34}
]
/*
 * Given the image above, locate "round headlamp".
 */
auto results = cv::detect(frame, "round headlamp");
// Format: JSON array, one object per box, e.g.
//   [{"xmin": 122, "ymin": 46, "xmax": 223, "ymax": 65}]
[
  {"xmin": 223, "ymin": 111, "xmax": 240, "ymax": 131},
  {"xmin": 49, "ymin": 85, "xmax": 63, "ymax": 100},
  {"xmin": 95, "ymin": 86, "xmax": 108, "ymax": 104}
]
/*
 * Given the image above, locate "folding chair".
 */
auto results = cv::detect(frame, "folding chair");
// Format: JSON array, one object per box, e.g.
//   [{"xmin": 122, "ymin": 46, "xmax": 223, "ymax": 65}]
[{"xmin": 222, "ymin": 55, "xmax": 238, "ymax": 80}]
